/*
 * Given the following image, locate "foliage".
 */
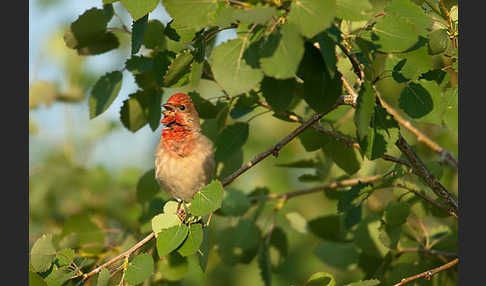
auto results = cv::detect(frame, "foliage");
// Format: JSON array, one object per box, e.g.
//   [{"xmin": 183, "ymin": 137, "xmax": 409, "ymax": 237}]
[{"xmin": 30, "ymin": 0, "xmax": 458, "ymax": 285}]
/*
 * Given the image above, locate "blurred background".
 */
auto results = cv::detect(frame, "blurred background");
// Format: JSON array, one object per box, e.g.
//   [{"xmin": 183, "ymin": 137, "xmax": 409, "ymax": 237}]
[{"xmin": 29, "ymin": 1, "xmax": 458, "ymax": 285}]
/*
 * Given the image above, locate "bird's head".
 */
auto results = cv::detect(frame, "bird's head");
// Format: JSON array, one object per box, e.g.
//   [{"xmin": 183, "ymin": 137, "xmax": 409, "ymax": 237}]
[{"xmin": 161, "ymin": 93, "xmax": 200, "ymax": 131}]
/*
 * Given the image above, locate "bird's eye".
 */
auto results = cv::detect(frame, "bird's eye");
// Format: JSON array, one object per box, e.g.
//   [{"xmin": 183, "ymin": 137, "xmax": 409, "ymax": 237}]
[{"xmin": 179, "ymin": 105, "xmax": 186, "ymax": 111}]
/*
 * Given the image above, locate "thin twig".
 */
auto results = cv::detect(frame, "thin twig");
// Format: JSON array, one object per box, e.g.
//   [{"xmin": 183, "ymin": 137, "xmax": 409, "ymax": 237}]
[
  {"xmin": 395, "ymin": 135, "xmax": 458, "ymax": 213},
  {"xmin": 375, "ymin": 92, "xmax": 458, "ymax": 169},
  {"xmin": 80, "ymin": 232, "xmax": 155, "ymax": 283},
  {"xmin": 220, "ymin": 99, "xmax": 344, "ymax": 186},
  {"xmin": 393, "ymin": 258, "xmax": 458, "ymax": 286},
  {"xmin": 248, "ymin": 174, "xmax": 387, "ymax": 202},
  {"xmin": 392, "ymin": 184, "xmax": 457, "ymax": 218}
]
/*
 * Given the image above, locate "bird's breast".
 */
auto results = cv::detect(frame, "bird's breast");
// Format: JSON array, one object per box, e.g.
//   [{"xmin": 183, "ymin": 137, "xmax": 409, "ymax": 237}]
[{"xmin": 154, "ymin": 134, "xmax": 214, "ymax": 202}]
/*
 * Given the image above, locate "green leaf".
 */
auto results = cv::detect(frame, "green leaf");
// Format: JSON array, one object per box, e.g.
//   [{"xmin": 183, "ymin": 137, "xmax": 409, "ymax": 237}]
[
  {"xmin": 30, "ymin": 234, "xmax": 57, "ymax": 272},
  {"xmin": 269, "ymin": 227, "xmax": 288, "ymax": 266},
  {"xmin": 394, "ymin": 45, "xmax": 435, "ymax": 80},
  {"xmin": 163, "ymin": 50, "xmax": 194, "ymax": 86},
  {"xmin": 63, "ymin": 7, "xmax": 119, "ymax": 55},
  {"xmin": 102, "ymin": 3, "xmax": 115, "ymax": 20},
  {"xmin": 126, "ymin": 56, "xmax": 153, "ymax": 74},
  {"xmin": 258, "ymin": 241, "xmax": 272, "ymax": 286},
  {"xmin": 55, "ymin": 248, "xmax": 74, "ymax": 267},
  {"xmin": 96, "ymin": 268, "xmax": 111, "ymax": 286},
  {"xmin": 443, "ymin": 86, "xmax": 458, "ymax": 131},
  {"xmin": 428, "ymin": 29, "xmax": 449, "ymax": 55},
  {"xmin": 308, "ymin": 215, "xmax": 343, "ymax": 242},
  {"xmin": 260, "ymin": 24, "xmax": 304, "ymax": 79},
  {"xmin": 163, "ymin": 201, "xmax": 180, "ymax": 215},
  {"xmin": 296, "ymin": 43, "xmax": 342, "ymax": 112},
  {"xmin": 314, "ymin": 241, "xmax": 359, "ymax": 269},
  {"xmin": 399, "ymin": 82, "xmax": 434, "ymax": 118},
  {"xmin": 136, "ymin": 169, "xmax": 160, "ymax": 204},
  {"xmin": 89, "ymin": 71, "xmax": 123, "ymax": 119},
  {"xmin": 373, "ymin": 14, "xmax": 419, "ymax": 52},
  {"xmin": 221, "ymin": 189, "xmax": 251, "ymax": 216},
  {"xmin": 190, "ymin": 180, "xmax": 224, "ymax": 216},
  {"xmin": 261, "ymin": 77, "xmax": 296, "ymax": 112},
  {"xmin": 132, "ymin": 14, "xmax": 148, "ymax": 54},
  {"xmin": 152, "ymin": 213, "xmax": 181, "ymax": 236},
  {"xmin": 215, "ymin": 122, "xmax": 249, "ymax": 162},
  {"xmin": 44, "ymin": 267, "xmax": 76, "ymax": 286},
  {"xmin": 298, "ymin": 128, "xmax": 330, "ymax": 152},
  {"xmin": 120, "ymin": 92, "xmax": 149, "ymax": 132},
  {"xmin": 385, "ymin": 0, "xmax": 433, "ymax": 34},
  {"xmin": 156, "ymin": 224, "xmax": 189, "ymax": 257},
  {"xmin": 29, "ymin": 271, "xmax": 47, "ymax": 286},
  {"xmin": 62, "ymin": 214, "xmax": 105, "ymax": 254},
  {"xmin": 125, "ymin": 253, "xmax": 154, "ymax": 285},
  {"xmin": 305, "ymin": 272, "xmax": 336, "ymax": 286},
  {"xmin": 198, "ymin": 227, "xmax": 210, "ymax": 272},
  {"xmin": 178, "ymin": 223, "xmax": 204, "ymax": 256},
  {"xmin": 287, "ymin": 0, "xmax": 336, "ymax": 38},
  {"xmin": 188, "ymin": 91, "xmax": 219, "ymax": 119},
  {"xmin": 378, "ymin": 223, "xmax": 401, "ymax": 249},
  {"xmin": 120, "ymin": 0, "xmax": 159, "ymax": 21},
  {"xmin": 336, "ymin": 0, "xmax": 372, "ymax": 21},
  {"xmin": 315, "ymin": 32, "xmax": 338, "ymax": 77},
  {"xmin": 230, "ymin": 92, "xmax": 259, "ymax": 119},
  {"xmin": 210, "ymin": 38, "xmax": 264, "ymax": 96},
  {"xmin": 338, "ymin": 182, "xmax": 373, "ymax": 213},
  {"xmin": 354, "ymin": 81, "xmax": 376, "ymax": 139},
  {"xmin": 345, "ymin": 279, "xmax": 381, "ymax": 286},
  {"xmin": 298, "ymin": 174, "xmax": 322, "ymax": 182},
  {"xmin": 276, "ymin": 159, "xmax": 317, "ymax": 168},
  {"xmin": 233, "ymin": 219, "xmax": 262, "ymax": 250},
  {"xmin": 163, "ymin": 0, "xmax": 218, "ymax": 31},
  {"xmin": 233, "ymin": 6, "xmax": 278, "ymax": 24},
  {"xmin": 143, "ymin": 20, "xmax": 167, "ymax": 50},
  {"xmin": 157, "ymin": 252, "xmax": 189, "ymax": 281},
  {"xmin": 354, "ymin": 215, "xmax": 389, "ymax": 258},
  {"xmin": 286, "ymin": 212, "xmax": 308, "ymax": 233},
  {"xmin": 384, "ymin": 201, "xmax": 410, "ymax": 226},
  {"xmin": 218, "ymin": 148, "xmax": 244, "ymax": 178},
  {"xmin": 323, "ymin": 138, "xmax": 361, "ymax": 175},
  {"xmin": 217, "ymin": 223, "xmax": 260, "ymax": 265}
]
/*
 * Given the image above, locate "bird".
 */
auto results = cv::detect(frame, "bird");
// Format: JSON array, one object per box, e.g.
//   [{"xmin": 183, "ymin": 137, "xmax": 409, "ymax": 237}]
[{"xmin": 154, "ymin": 92, "xmax": 215, "ymax": 218}]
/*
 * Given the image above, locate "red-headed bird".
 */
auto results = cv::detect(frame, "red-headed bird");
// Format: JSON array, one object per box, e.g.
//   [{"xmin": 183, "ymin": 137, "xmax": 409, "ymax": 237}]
[{"xmin": 154, "ymin": 93, "xmax": 215, "ymax": 206}]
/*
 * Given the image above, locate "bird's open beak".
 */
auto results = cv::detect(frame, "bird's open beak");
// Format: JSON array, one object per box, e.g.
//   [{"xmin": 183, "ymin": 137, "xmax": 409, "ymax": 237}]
[{"xmin": 161, "ymin": 103, "xmax": 176, "ymax": 125}]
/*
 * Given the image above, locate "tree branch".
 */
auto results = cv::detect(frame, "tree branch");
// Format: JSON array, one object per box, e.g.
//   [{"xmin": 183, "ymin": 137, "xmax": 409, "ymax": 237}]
[
  {"xmin": 375, "ymin": 92, "xmax": 458, "ymax": 169},
  {"xmin": 248, "ymin": 174, "xmax": 388, "ymax": 202},
  {"xmin": 391, "ymin": 184, "xmax": 457, "ymax": 218},
  {"xmin": 393, "ymin": 258, "xmax": 458, "ymax": 286},
  {"xmin": 395, "ymin": 135, "xmax": 458, "ymax": 214},
  {"xmin": 79, "ymin": 232, "xmax": 155, "ymax": 284},
  {"xmin": 220, "ymin": 99, "xmax": 345, "ymax": 186}
]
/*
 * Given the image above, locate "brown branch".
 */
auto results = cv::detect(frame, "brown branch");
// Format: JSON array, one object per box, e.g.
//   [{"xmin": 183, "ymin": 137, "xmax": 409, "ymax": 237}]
[
  {"xmin": 248, "ymin": 174, "xmax": 387, "ymax": 202},
  {"xmin": 79, "ymin": 232, "xmax": 155, "ymax": 284},
  {"xmin": 393, "ymin": 258, "xmax": 458, "ymax": 286},
  {"xmin": 220, "ymin": 100, "xmax": 344, "ymax": 186},
  {"xmin": 391, "ymin": 184, "xmax": 457, "ymax": 218},
  {"xmin": 395, "ymin": 135, "xmax": 458, "ymax": 213},
  {"xmin": 375, "ymin": 93, "xmax": 458, "ymax": 169},
  {"xmin": 257, "ymin": 101, "xmax": 411, "ymax": 169}
]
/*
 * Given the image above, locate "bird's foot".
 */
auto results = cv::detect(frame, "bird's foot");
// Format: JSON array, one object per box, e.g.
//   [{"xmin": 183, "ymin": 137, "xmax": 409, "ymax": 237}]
[{"xmin": 176, "ymin": 200, "xmax": 186, "ymax": 222}]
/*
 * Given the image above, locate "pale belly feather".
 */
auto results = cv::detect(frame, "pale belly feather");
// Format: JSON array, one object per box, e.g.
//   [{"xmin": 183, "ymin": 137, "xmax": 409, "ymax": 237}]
[{"xmin": 154, "ymin": 134, "xmax": 214, "ymax": 202}]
